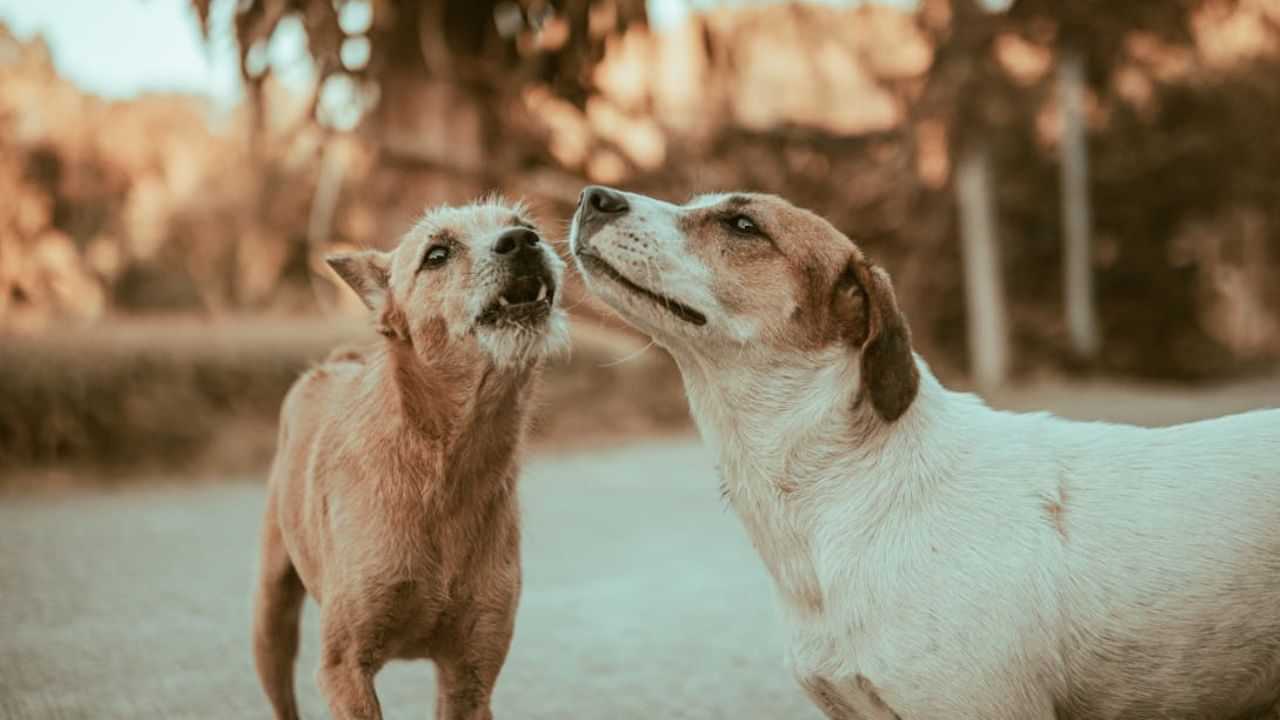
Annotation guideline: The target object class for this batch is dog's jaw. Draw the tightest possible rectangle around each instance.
[467,248,568,370]
[474,307,570,370]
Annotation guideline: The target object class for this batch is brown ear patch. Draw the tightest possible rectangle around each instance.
[852,261,919,422]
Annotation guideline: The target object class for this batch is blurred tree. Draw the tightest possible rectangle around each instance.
[1006,2,1213,361]
[188,0,647,315]
[193,0,647,177]
[1056,46,1096,359]
[915,0,1014,388]
[956,143,1010,390]
[914,0,1255,377]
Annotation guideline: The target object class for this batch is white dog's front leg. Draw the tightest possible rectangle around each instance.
[796,673,903,720]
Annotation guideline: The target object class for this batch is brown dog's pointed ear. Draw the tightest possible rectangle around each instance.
[836,260,919,422]
[327,250,406,340]
[327,250,391,311]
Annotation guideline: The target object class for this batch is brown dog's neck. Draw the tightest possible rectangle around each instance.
[369,337,536,498]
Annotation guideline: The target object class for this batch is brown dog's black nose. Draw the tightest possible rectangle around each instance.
[581,186,629,216]
[494,227,540,256]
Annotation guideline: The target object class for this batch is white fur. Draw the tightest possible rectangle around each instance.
[687,355,1280,719]
[469,240,569,370]
[476,309,570,370]
[571,189,1280,719]
[571,191,759,345]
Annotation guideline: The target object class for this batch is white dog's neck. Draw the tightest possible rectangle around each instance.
[672,346,946,484]
[671,346,953,614]
[675,348,853,460]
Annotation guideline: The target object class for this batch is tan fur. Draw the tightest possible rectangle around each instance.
[576,189,919,419]
[682,195,920,418]
[252,198,566,720]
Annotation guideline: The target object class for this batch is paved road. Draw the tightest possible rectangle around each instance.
[6,376,1280,720]
[0,442,821,720]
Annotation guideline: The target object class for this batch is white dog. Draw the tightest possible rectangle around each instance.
[569,186,1280,720]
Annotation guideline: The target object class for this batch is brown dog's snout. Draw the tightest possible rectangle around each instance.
[489,226,554,315]
[494,227,546,272]
[494,227,540,255]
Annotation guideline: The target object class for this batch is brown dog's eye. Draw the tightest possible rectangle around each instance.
[726,214,759,235]
[421,245,451,270]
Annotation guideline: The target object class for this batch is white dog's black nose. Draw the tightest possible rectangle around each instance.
[494,227,540,256]
[582,186,629,216]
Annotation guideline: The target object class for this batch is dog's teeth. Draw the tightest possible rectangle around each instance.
[536,283,547,302]
[498,296,510,307]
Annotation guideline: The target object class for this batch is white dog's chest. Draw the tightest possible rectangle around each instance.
[718,453,1064,720]
[784,535,1062,719]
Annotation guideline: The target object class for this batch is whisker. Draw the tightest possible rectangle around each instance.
[598,338,656,368]
[559,295,592,314]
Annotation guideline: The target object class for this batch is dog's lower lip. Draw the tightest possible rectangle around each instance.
[478,275,556,325]
[576,251,708,326]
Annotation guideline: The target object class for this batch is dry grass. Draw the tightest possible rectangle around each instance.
[4,314,1276,490]
[0,316,692,485]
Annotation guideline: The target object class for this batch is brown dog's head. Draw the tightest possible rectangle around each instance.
[569,187,917,421]
[327,197,568,368]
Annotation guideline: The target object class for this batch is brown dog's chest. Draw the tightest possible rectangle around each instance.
[382,499,522,653]
[330,529,521,664]
[379,571,520,661]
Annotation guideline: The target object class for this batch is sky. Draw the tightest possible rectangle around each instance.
[0,0,242,104]
[0,0,914,108]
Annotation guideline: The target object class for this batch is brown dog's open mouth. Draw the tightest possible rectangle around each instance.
[576,252,707,326]
[477,274,556,326]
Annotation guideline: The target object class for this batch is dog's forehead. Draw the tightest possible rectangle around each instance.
[687,192,821,228]
[685,192,737,209]
[684,191,777,211]
[687,192,855,262]
[406,197,532,250]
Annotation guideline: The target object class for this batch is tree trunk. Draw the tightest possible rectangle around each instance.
[1058,46,1100,358]
[956,144,1010,391]
[307,138,350,312]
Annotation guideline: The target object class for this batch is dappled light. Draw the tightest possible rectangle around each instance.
[0,0,1277,459]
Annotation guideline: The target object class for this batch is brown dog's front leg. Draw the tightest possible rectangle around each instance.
[317,654,382,720]
[434,657,500,720]
[433,605,516,720]
[317,615,384,720]
[800,675,862,720]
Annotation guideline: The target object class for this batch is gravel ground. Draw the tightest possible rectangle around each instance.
[0,442,820,720]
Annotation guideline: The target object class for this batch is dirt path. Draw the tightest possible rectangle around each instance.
[0,442,820,720]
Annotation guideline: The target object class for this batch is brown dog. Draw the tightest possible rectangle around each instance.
[252,197,567,720]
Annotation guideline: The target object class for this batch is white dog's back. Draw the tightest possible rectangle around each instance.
[1053,408,1280,717]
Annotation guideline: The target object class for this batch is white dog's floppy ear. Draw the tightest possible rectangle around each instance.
[835,260,919,422]
[327,250,391,310]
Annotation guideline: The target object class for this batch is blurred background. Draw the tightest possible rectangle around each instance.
[2,2,1280,716]
[2,0,1280,477]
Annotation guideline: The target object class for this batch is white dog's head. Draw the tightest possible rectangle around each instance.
[569,187,917,421]
[328,197,568,369]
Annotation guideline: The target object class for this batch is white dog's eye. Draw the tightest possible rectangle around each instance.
[422,245,451,269]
